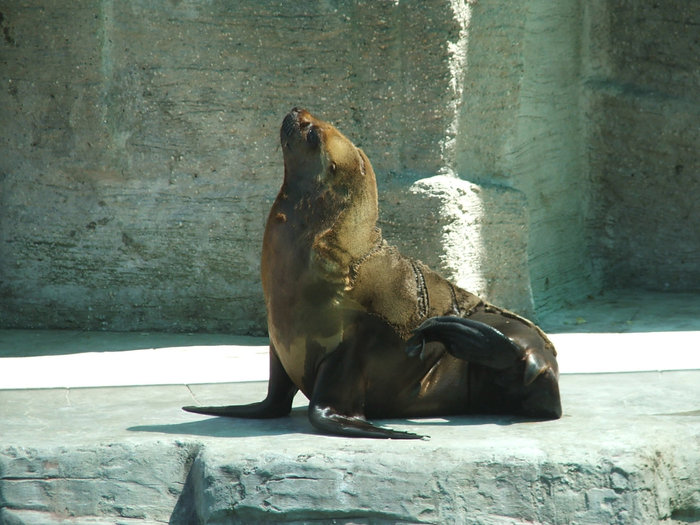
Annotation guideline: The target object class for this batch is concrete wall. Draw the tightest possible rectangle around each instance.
[0,1,467,333]
[585,1,700,292]
[0,1,697,333]
[453,0,593,315]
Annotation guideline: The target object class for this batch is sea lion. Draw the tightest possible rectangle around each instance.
[184,108,562,439]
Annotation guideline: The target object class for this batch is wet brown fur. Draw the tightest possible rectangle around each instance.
[184,108,561,438]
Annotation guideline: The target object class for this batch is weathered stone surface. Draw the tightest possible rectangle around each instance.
[0,0,470,333]
[0,444,197,523]
[0,1,698,332]
[1,370,699,524]
[454,0,595,315]
[0,509,163,525]
[170,442,700,525]
[585,1,700,291]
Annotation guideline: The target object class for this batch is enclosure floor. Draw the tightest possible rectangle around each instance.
[539,288,700,334]
[1,372,699,524]
[0,290,698,523]
[1,289,698,389]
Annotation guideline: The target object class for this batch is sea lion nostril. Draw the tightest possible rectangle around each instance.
[281,112,299,139]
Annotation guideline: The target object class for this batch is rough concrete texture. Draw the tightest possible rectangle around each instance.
[2,1,697,333]
[1,371,699,524]
[585,1,700,292]
[539,289,700,334]
[0,1,471,333]
[453,0,594,315]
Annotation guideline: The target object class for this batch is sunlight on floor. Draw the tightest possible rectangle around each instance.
[1,331,698,389]
[550,331,700,374]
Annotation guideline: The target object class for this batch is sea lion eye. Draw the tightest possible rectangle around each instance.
[329,161,337,173]
[306,127,320,148]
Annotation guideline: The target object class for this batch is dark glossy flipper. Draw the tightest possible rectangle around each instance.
[308,340,425,439]
[183,345,298,419]
[408,315,562,420]
[519,367,562,420]
[406,316,521,370]
[308,404,423,439]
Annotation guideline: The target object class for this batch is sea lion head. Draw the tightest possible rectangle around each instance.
[280,108,376,201]
[279,108,381,260]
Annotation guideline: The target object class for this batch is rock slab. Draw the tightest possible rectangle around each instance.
[1,372,698,524]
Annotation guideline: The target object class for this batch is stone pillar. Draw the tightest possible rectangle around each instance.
[381,176,534,317]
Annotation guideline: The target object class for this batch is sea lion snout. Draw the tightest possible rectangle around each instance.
[281,109,301,142]
[281,107,321,150]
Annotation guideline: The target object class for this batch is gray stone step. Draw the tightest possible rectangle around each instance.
[1,371,698,524]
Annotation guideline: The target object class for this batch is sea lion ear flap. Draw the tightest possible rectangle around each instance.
[356,148,369,176]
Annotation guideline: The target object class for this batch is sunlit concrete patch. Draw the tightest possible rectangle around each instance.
[1,329,698,390]
[0,343,269,389]
[551,331,700,374]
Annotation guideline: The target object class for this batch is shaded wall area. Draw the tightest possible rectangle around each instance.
[0,1,697,333]
[585,1,700,292]
[0,1,463,333]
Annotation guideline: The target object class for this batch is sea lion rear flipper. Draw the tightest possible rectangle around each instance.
[406,316,521,370]
[183,345,298,419]
[409,316,562,420]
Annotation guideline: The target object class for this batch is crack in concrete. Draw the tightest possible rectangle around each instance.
[0,476,165,487]
[64,388,72,407]
[185,385,199,405]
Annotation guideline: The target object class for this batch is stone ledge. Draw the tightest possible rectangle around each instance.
[1,372,698,524]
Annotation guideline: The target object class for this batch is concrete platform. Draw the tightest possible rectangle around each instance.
[1,291,699,523]
[1,327,699,390]
[1,372,699,524]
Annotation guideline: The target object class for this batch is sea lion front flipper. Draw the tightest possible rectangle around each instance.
[406,316,521,370]
[308,405,423,439]
[307,344,424,439]
[183,344,298,419]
